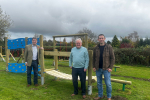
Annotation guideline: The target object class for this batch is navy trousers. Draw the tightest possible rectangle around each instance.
[72,67,86,95]
[27,60,38,85]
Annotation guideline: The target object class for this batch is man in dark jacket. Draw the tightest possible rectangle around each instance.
[93,34,115,100]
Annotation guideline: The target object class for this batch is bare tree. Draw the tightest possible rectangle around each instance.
[128,31,139,42]
[33,33,46,40]
[0,6,13,40]
[77,28,97,43]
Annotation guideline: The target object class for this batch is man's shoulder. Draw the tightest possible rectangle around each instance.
[37,45,40,48]
[105,44,112,48]
[25,44,31,47]
[71,47,76,50]
[93,44,99,50]
[81,46,87,50]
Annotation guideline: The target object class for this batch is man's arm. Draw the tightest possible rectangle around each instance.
[109,46,115,69]
[93,48,96,71]
[69,50,73,68]
[24,45,28,66]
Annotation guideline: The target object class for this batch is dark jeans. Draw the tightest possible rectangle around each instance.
[27,60,38,85]
[72,67,86,95]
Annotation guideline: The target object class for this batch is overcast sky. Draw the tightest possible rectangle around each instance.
[1,0,150,41]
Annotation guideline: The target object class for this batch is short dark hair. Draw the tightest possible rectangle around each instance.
[32,37,37,40]
[98,34,105,38]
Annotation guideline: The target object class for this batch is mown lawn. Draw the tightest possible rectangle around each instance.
[0,57,150,100]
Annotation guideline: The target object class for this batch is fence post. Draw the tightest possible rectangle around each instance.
[88,50,93,95]
[0,46,2,54]
[5,37,9,71]
[85,34,88,49]
[40,35,45,85]
[53,37,55,51]
[54,49,58,70]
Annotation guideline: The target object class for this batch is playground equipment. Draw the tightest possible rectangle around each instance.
[44,33,131,94]
[114,66,120,72]
[0,46,16,62]
[0,46,5,62]
[44,33,95,95]
[4,36,45,85]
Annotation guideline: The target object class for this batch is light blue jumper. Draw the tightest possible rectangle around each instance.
[69,46,89,69]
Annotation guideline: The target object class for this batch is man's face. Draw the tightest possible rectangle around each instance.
[98,35,105,44]
[32,39,37,45]
[76,40,82,49]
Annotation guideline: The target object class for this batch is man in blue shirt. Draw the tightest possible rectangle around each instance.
[69,38,89,99]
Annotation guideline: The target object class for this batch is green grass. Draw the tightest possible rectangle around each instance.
[0,58,150,100]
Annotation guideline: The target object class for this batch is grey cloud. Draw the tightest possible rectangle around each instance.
[1,0,150,39]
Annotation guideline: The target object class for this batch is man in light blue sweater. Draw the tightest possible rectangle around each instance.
[69,38,89,99]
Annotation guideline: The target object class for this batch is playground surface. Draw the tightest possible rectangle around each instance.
[0,58,150,100]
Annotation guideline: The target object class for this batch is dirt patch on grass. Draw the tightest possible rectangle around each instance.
[111,95,127,100]
[85,95,127,100]
[111,74,150,82]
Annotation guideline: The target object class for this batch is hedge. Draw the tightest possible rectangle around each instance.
[2,46,150,66]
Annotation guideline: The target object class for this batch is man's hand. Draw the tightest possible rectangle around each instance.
[93,68,96,72]
[107,68,112,72]
[70,66,72,69]
[25,63,28,66]
[40,47,44,49]
[84,69,87,72]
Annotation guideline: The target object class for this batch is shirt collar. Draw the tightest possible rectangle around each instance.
[32,44,37,47]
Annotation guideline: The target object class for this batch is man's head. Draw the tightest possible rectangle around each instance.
[32,37,37,46]
[75,38,82,49]
[98,34,106,45]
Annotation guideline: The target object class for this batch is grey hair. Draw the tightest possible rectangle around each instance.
[75,38,82,43]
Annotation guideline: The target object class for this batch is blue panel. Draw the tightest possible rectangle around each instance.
[27,38,32,45]
[7,38,40,49]
[8,63,26,73]
[8,63,41,76]
[7,38,25,49]
[27,38,40,45]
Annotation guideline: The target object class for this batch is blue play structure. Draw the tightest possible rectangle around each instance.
[7,38,41,75]
[7,38,40,49]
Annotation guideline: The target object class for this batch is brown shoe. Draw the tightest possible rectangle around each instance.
[71,94,76,96]
[27,84,30,87]
[35,84,38,87]
[83,95,86,99]
[107,98,111,100]
[94,97,103,100]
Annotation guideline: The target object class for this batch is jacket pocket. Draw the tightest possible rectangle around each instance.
[105,51,109,56]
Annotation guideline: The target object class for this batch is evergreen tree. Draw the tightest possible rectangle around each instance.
[111,35,120,48]
[107,40,111,45]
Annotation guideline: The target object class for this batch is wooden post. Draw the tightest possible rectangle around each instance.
[0,46,2,54]
[25,37,28,70]
[40,49,45,85]
[22,49,24,63]
[85,34,88,49]
[40,35,43,47]
[5,37,9,71]
[53,37,55,51]
[40,35,45,85]
[54,49,58,70]
[8,49,10,60]
[25,37,28,46]
[88,50,93,95]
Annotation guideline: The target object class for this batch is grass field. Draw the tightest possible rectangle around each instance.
[0,57,150,100]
